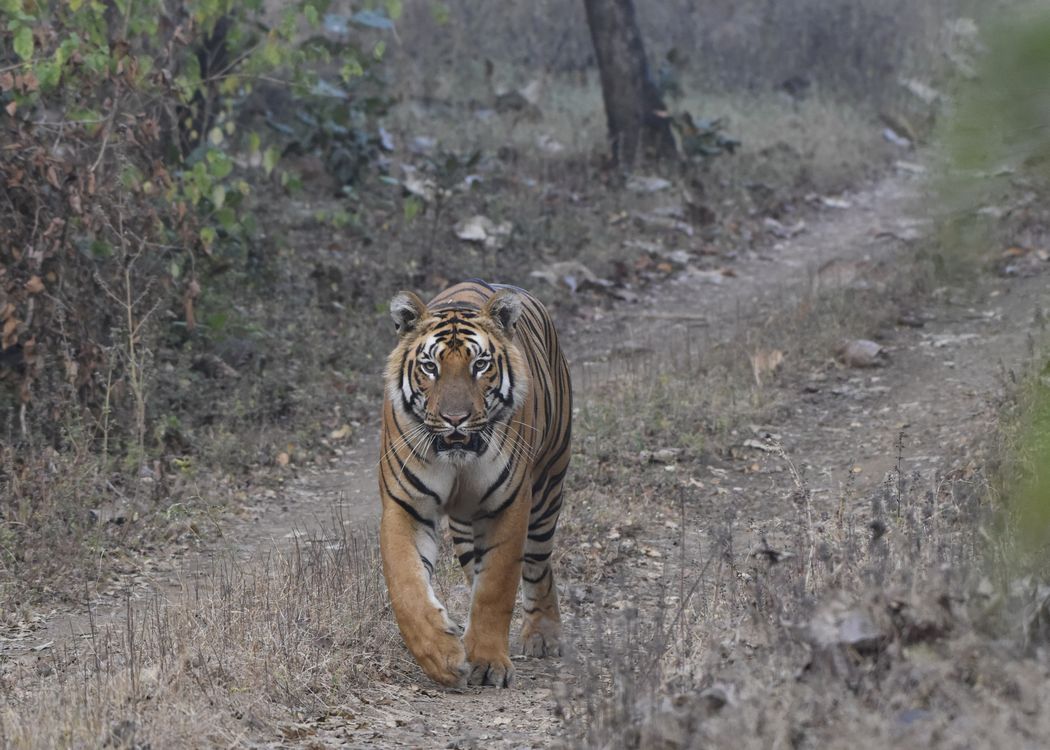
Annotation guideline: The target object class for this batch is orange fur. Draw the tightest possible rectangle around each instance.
[378,280,572,687]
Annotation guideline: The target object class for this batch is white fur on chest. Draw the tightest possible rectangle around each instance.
[416,449,508,518]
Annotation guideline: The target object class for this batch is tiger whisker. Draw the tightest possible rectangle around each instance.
[490,419,536,465]
[379,423,433,468]
[374,423,430,468]
[395,425,434,486]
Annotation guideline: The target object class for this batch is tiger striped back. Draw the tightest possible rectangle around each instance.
[378,279,571,688]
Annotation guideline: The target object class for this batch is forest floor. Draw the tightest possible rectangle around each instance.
[4,136,1050,747]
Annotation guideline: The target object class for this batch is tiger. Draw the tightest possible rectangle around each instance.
[378,279,572,688]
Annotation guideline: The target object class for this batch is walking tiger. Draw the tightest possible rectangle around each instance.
[378,280,572,687]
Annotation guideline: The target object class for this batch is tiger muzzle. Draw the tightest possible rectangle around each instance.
[434,430,484,454]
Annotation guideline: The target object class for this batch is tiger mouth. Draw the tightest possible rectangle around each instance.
[434,431,484,454]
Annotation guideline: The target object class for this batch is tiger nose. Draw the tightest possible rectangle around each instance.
[441,411,470,428]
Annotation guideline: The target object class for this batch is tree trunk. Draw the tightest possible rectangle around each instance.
[583,0,677,165]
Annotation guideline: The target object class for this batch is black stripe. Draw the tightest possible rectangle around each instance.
[462,278,496,292]
[532,428,571,495]
[457,550,475,568]
[527,525,557,543]
[531,495,563,525]
[479,460,513,504]
[478,476,525,520]
[402,463,442,504]
[537,465,570,507]
[522,566,550,584]
[387,491,434,529]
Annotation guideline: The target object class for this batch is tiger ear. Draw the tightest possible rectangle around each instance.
[390,291,428,337]
[483,289,523,335]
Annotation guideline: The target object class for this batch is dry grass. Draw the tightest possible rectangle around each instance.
[550,219,1050,747]
[559,335,1049,748]
[574,264,921,466]
[387,75,891,194]
[555,448,1018,749]
[0,516,403,748]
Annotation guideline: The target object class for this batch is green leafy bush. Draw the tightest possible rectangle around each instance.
[0,0,395,602]
[0,0,390,450]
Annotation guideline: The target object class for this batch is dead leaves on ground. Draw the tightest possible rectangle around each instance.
[453,214,513,250]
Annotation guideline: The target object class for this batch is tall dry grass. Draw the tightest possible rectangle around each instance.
[0,516,400,748]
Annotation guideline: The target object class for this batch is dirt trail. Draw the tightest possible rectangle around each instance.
[9,166,1049,748]
[275,168,1050,748]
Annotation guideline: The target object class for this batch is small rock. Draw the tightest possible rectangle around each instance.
[883,127,912,148]
[626,175,672,193]
[698,682,734,712]
[837,339,886,368]
[807,597,888,655]
[639,448,681,464]
[763,217,807,238]
[409,135,436,155]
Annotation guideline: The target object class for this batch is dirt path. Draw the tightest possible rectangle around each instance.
[275,168,1049,748]
[7,166,1049,748]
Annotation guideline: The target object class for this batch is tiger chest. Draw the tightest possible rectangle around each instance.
[438,453,518,520]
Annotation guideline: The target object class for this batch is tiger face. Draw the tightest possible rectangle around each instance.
[386,289,528,461]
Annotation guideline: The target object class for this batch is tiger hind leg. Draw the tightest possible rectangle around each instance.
[520,483,564,658]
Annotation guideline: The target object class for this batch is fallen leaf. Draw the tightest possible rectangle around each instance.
[2,317,21,349]
[276,452,291,467]
[454,215,513,250]
[634,212,694,237]
[894,160,926,175]
[529,261,612,293]
[329,424,352,440]
[626,175,672,193]
[401,166,436,203]
[25,276,45,294]
[378,126,395,152]
[535,133,565,154]
[820,196,852,209]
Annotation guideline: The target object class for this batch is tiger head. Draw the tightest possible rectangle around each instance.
[385,289,529,459]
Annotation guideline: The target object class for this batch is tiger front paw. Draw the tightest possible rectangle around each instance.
[464,634,515,688]
[408,627,469,688]
[467,652,515,688]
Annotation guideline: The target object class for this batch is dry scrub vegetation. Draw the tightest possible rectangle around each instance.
[3,0,1050,748]
[1,521,402,746]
